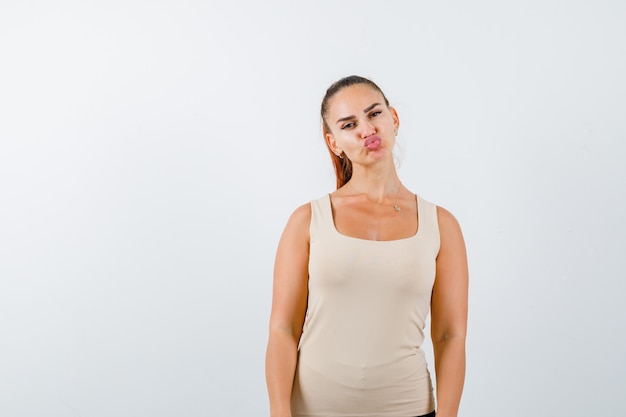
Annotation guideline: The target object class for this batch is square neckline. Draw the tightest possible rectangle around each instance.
[325,193,421,243]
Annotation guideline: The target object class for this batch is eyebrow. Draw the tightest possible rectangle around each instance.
[335,102,382,124]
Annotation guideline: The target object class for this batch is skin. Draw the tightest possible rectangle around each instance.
[265,84,468,417]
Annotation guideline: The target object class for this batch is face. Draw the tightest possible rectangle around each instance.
[324,84,399,164]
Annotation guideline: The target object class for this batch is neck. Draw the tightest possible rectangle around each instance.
[347,165,401,202]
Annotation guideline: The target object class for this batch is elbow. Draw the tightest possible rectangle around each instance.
[268,323,302,344]
[432,330,466,346]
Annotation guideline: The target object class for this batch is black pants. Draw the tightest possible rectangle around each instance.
[416,411,435,417]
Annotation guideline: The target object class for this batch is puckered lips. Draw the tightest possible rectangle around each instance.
[364,135,382,150]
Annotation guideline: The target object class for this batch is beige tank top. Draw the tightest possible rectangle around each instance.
[291,193,440,417]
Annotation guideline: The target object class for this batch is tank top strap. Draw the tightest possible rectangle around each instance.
[416,195,441,253]
[309,194,335,244]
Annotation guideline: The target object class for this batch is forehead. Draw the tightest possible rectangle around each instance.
[327,84,385,116]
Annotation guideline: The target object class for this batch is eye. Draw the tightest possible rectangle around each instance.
[370,111,381,118]
[341,122,355,130]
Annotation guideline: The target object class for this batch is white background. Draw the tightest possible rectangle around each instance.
[1,1,625,416]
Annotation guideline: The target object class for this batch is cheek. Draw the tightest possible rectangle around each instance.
[338,135,360,151]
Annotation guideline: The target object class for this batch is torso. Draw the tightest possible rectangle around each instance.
[291,193,440,416]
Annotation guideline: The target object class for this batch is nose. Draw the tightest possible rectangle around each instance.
[360,119,376,138]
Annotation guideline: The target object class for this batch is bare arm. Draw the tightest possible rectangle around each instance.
[431,206,469,417]
[265,204,311,417]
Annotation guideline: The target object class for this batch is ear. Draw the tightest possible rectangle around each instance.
[389,106,400,132]
[323,124,342,156]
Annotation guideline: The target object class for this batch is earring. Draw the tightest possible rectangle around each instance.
[337,152,343,159]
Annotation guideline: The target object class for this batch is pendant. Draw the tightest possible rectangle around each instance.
[393,204,401,212]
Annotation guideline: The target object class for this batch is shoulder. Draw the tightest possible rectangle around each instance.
[436,205,462,233]
[288,202,312,227]
[435,205,466,258]
[280,202,312,243]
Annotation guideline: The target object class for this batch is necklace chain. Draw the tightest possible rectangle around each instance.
[347,181,402,212]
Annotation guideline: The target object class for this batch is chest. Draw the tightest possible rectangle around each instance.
[331,197,419,241]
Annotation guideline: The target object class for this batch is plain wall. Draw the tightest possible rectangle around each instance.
[1,0,625,415]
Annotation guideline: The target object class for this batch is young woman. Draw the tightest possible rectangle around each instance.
[266,75,468,417]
